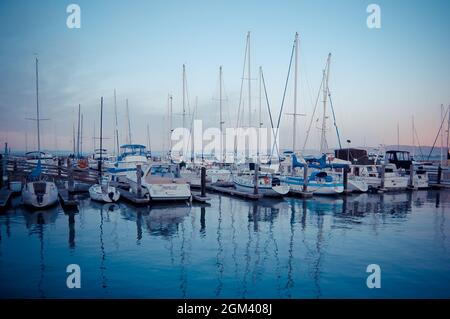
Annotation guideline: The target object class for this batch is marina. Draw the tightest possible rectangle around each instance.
[1,0,450,303]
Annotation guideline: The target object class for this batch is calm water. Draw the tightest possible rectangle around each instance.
[0,190,449,299]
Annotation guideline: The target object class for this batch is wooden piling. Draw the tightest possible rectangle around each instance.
[302,164,308,192]
[136,164,142,197]
[343,166,348,192]
[408,163,414,189]
[201,166,206,197]
[380,164,386,191]
[437,164,442,185]
[58,158,62,176]
[253,163,259,195]
[68,165,75,193]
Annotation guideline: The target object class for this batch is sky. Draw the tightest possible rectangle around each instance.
[0,0,449,153]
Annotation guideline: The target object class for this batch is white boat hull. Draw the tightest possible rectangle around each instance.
[347,179,369,193]
[148,183,192,201]
[89,184,120,203]
[234,182,289,196]
[364,176,409,191]
[22,181,58,208]
[281,176,344,195]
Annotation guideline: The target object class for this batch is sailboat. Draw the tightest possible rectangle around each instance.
[89,97,120,203]
[279,48,344,195]
[229,33,289,197]
[22,58,59,208]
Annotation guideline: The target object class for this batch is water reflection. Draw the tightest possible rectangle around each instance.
[0,189,449,298]
[120,204,191,239]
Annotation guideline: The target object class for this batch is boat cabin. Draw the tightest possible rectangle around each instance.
[385,150,412,170]
[334,148,373,165]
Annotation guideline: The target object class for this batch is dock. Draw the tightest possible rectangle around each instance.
[206,185,263,200]
[56,182,79,207]
[58,188,79,208]
[0,187,12,209]
[117,188,150,205]
[191,191,211,203]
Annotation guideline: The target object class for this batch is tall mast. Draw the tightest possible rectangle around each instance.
[441,104,444,165]
[219,65,223,161]
[146,124,151,153]
[169,95,173,152]
[447,106,450,162]
[192,96,198,162]
[80,113,83,157]
[35,58,41,157]
[258,66,262,161]
[114,89,120,155]
[320,53,331,154]
[93,121,96,152]
[99,97,103,175]
[412,116,415,158]
[397,122,400,151]
[126,99,132,144]
[293,32,299,153]
[77,104,81,157]
[247,32,251,128]
[182,64,186,131]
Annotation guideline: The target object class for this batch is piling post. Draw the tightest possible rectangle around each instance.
[58,158,62,177]
[68,165,74,193]
[253,163,259,195]
[343,166,348,192]
[136,164,142,197]
[0,154,3,189]
[409,163,414,189]
[201,166,206,197]
[380,164,386,190]
[437,164,442,185]
[302,164,308,192]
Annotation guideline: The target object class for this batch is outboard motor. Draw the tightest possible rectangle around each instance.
[108,192,115,201]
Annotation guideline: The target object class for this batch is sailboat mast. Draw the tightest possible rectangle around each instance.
[320,53,331,154]
[146,124,151,153]
[219,65,223,161]
[441,104,444,165]
[80,114,83,157]
[258,66,262,161]
[293,32,299,153]
[126,99,132,145]
[77,104,81,158]
[169,95,173,152]
[93,121,96,152]
[412,116,415,157]
[397,122,400,151]
[114,89,120,155]
[447,106,450,163]
[182,64,186,130]
[247,32,251,128]
[35,58,41,157]
[99,97,103,175]
[72,122,75,155]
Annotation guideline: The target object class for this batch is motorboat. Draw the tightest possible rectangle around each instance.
[127,163,191,201]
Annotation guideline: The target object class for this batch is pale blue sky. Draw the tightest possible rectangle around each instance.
[0,0,449,152]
